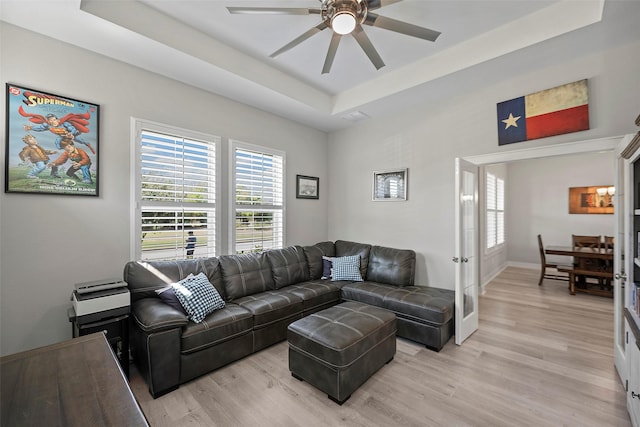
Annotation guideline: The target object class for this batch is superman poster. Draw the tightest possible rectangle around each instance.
[5,84,99,196]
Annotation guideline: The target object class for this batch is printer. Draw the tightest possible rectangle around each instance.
[71,278,130,323]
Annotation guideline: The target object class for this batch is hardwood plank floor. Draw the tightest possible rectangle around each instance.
[129,267,631,426]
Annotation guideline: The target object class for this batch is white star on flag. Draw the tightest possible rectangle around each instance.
[502,113,521,129]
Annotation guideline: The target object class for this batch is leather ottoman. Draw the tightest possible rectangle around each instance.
[287,301,396,404]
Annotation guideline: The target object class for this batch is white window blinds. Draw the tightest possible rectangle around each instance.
[137,128,218,261]
[233,143,284,254]
[486,172,505,250]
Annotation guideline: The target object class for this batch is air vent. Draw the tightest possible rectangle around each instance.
[341,111,370,122]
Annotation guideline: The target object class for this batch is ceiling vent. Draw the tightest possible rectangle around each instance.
[341,111,370,122]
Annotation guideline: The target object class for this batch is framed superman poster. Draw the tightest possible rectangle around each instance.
[5,83,99,196]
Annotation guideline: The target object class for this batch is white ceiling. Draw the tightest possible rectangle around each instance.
[2,0,637,132]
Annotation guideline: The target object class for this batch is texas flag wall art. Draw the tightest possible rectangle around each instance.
[497,79,589,146]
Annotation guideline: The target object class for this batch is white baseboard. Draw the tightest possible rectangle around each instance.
[480,265,507,293]
[506,261,539,270]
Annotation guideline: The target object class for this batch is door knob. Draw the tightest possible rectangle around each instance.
[452,257,459,263]
[614,273,627,280]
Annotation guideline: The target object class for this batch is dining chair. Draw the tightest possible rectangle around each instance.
[602,235,615,250]
[572,234,601,248]
[602,236,615,285]
[537,234,572,286]
[572,234,606,286]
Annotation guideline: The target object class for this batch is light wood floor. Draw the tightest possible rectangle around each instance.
[129,267,631,426]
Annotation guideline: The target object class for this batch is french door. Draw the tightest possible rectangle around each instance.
[614,133,636,382]
[454,158,479,344]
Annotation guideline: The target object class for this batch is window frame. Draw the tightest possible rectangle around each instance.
[485,171,505,252]
[131,118,221,260]
[229,139,286,254]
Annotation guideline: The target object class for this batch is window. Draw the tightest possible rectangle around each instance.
[486,172,505,250]
[133,120,219,261]
[232,141,284,254]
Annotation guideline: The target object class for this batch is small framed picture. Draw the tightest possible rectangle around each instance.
[296,175,319,199]
[373,168,407,201]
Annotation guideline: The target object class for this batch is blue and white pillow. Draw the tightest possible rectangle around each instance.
[171,272,225,323]
[331,255,363,282]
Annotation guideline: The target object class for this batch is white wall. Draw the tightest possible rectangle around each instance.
[506,152,615,265]
[2,11,639,356]
[327,37,640,287]
[0,24,329,356]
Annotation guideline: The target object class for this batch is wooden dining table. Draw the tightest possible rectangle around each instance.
[545,245,613,260]
[544,245,614,297]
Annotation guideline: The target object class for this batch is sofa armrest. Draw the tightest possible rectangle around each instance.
[132,298,189,333]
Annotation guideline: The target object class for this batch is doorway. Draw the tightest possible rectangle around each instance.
[455,135,620,343]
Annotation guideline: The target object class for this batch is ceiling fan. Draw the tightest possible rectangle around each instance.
[227,0,441,74]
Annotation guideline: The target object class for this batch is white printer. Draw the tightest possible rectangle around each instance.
[71,278,130,323]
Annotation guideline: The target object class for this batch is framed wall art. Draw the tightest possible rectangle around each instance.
[568,185,614,214]
[296,174,319,199]
[497,79,589,146]
[5,83,99,196]
[373,168,407,201]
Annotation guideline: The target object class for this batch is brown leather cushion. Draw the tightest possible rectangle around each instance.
[382,286,454,325]
[335,240,371,280]
[234,290,303,328]
[219,252,275,300]
[124,257,224,302]
[284,280,341,312]
[287,301,396,367]
[303,242,336,280]
[367,245,416,286]
[265,246,310,289]
[181,304,253,354]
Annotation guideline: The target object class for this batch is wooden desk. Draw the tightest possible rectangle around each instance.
[1,333,148,427]
[545,245,613,297]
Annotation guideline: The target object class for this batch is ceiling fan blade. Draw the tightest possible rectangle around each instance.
[352,25,385,70]
[364,13,441,41]
[322,32,342,74]
[227,7,321,15]
[367,0,404,11]
[270,22,329,58]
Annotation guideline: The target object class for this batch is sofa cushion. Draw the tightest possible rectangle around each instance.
[124,257,225,302]
[335,240,371,280]
[332,255,363,282]
[303,241,336,280]
[172,273,226,323]
[341,281,394,307]
[284,280,341,312]
[234,290,303,328]
[219,252,275,301]
[180,303,253,354]
[265,245,310,289]
[382,286,454,325]
[367,245,416,286]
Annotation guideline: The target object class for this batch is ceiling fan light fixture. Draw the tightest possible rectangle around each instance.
[331,11,356,34]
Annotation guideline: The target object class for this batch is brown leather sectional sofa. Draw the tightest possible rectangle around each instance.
[123,240,454,398]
